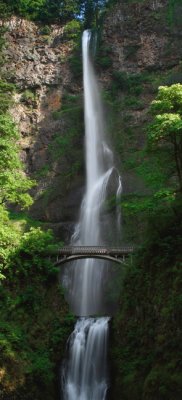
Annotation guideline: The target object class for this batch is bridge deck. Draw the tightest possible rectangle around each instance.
[58,246,134,256]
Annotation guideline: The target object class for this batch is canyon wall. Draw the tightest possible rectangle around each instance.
[1,0,182,242]
[1,17,84,239]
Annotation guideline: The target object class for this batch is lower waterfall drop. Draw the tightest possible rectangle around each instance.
[62,30,122,400]
[62,318,109,400]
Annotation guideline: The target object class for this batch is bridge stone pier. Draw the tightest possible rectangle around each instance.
[50,246,134,266]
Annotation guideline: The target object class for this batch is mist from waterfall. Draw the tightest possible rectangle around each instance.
[62,30,122,400]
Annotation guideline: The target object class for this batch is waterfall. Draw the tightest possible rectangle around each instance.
[62,318,109,400]
[62,30,122,400]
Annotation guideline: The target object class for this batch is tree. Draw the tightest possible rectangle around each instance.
[148,84,182,191]
[0,0,45,19]
[0,0,107,25]
[0,0,80,22]
[121,85,182,222]
[82,0,107,28]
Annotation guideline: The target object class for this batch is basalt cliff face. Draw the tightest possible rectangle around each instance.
[100,0,182,242]
[1,17,84,239]
[1,0,182,241]
[103,0,181,73]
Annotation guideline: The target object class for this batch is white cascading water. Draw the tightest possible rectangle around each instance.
[62,317,109,400]
[62,30,122,400]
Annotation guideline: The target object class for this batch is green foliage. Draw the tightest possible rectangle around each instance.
[165,71,182,86]
[111,200,182,400]
[123,95,144,109]
[0,2,121,397]
[40,0,77,23]
[68,41,83,79]
[136,149,174,190]
[149,112,182,140]
[0,77,72,390]
[0,205,21,279]
[150,84,182,114]
[49,133,72,160]
[116,84,182,229]
[111,71,143,96]
[21,89,36,105]
[109,77,182,400]
[0,113,35,207]
[0,36,54,380]
[39,24,51,35]
[36,164,51,178]
[0,0,44,19]
[0,22,37,289]
[0,206,73,397]
[35,92,83,193]
[0,26,35,209]
[0,80,15,113]
[148,84,182,190]
[0,0,99,24]
[0,210,57,281]
[166,0,182,28]
[64,19,82,40]
[0,0,108,28]
[49,93,83,164]
[0,269,73,398]
[80,0,107,29]
[0,1,12,18]
[82,0,99,29]
[69,53,83,78]
[10,227,60,281]
[96,45,112,70]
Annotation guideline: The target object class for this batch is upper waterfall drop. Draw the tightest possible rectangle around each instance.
[62,29,122,317]
[82,30,106,197]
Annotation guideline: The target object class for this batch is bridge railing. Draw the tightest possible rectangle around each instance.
[57,246,134,256]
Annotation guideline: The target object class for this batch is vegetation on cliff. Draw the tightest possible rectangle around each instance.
[103,2,182,396]
[0,0,110,25]
[0,0,181,399]
[0,26,73,399]
[111,208,182,399]
[110,84,182,399]
[148,84,182,191]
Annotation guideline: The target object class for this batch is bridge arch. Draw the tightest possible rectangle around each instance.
[52,246,134,266]
[55,254,125,266]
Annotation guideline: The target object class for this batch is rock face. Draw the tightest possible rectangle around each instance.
[1,17,74,87]
[103,0,182,73]
[100,0,182,171]
[0,17,84,239]
[0,0,181,241]
[99,0,182,243]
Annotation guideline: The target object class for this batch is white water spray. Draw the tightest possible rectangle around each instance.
[62,318,109,400]
[62,30,122,400]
